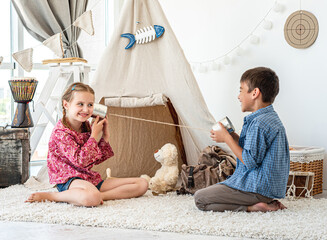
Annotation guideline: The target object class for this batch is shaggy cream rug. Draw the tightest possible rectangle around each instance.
[0,185,326,240]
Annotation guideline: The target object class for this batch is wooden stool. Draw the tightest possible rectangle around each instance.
[289,146,324,195]
[286,171,314,200]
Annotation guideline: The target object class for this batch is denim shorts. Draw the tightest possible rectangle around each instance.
[56,177,104,192]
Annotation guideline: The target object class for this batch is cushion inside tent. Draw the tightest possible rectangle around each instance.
[92,94,187,178]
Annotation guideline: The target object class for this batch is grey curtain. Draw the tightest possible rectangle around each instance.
[11,0,88,58]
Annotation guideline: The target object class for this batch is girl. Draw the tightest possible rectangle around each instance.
[26,83,148,206]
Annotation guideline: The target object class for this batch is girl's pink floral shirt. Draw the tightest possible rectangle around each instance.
[47,120,114,186]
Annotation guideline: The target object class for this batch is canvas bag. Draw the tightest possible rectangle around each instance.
[178,146,236,194]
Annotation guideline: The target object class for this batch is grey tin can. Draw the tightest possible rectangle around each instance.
[212,116,235,133]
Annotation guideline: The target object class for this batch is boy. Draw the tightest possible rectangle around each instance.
[194,67,290,212]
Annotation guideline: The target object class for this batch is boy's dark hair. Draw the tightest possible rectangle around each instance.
[240,67,279,103]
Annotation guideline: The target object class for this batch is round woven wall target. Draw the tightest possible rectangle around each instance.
[284,10,319,49]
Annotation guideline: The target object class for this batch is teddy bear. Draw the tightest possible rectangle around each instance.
[141,143,179,195]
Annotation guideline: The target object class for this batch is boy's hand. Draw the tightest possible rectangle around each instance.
[210,122,230,142]
[211,123,244,164]
[102,117,110,143]
[91,116,105,142]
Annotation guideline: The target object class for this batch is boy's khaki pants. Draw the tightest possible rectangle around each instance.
[194,184,273,212]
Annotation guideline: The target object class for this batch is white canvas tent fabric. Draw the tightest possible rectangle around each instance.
[91,0,231,167]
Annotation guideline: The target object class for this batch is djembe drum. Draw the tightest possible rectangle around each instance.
[8,77,38,128]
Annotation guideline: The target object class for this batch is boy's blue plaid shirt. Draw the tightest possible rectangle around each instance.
[222,105,290,199]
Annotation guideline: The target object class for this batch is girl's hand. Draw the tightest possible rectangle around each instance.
[91,116,105,142]
[210,122,230,143]
[102,117,110,143]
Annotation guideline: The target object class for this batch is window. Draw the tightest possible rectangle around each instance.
[0,71,11,124]
[0,1,13,125]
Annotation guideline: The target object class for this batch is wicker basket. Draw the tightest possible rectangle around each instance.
[290,146,325,195]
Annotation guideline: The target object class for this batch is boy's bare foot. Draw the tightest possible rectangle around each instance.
[271,200,287,210]
[247,202,280,212]
[25,192,54,203]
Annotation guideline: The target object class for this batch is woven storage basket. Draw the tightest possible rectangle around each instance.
[290,146,325,195]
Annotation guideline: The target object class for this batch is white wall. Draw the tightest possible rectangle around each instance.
[159,0,327,189]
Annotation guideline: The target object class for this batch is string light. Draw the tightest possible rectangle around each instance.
[263,20,273,30]
[235,47,244,56]
[210,62,221,71]
[273,3,284,13]
[223,56,231,65]
[190,1,283,72]
[198,64,208,73]
[250,35,260,45]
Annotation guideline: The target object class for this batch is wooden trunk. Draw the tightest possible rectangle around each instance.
[0,128,30,187]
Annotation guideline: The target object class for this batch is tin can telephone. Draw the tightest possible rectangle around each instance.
[92,103,108,119]
[212,116,235,133]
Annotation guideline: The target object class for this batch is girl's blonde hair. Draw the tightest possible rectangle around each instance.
[61,82,95,132]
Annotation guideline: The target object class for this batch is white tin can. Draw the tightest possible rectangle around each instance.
[92,103,108,119]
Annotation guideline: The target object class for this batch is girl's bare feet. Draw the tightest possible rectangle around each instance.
[25,192,54,203]
[25,192,104,206]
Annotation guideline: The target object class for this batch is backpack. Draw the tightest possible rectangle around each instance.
[178,146,236,195]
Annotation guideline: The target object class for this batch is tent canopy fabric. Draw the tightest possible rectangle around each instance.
[91,0,232,176]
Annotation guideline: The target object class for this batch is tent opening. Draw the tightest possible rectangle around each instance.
[92,95,187,178]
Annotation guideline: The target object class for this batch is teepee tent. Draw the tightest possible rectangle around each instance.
[91,0,231,178]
